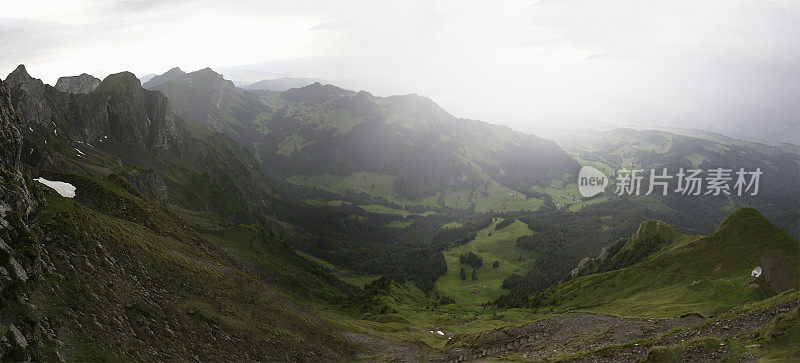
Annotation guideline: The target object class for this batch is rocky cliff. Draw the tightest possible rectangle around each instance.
[0,79,45,360]
[94,72,180,151]
[54,73,101,94]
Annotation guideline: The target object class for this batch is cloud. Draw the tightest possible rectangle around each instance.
[1,0,798,143]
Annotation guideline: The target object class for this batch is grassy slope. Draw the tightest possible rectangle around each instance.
[321,277,555,354]
[288,171,439,207]
[436,218,537,308]
[470,181,544,213]
[290,172,545,214]
[530,208,799,318]
[29,173,358,360]
[295,250,382,287]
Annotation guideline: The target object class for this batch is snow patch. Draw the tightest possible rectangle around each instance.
[437,330,444,336]
[74,148,85,156]
[35,177,76,198]
[751,266,762,278]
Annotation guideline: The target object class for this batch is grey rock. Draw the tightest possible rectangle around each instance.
[8,324,27,349]
[8,256,28,282]
[55,73,101,94]
[121,168,168,202]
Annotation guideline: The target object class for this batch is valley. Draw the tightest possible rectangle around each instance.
[0,65,797,361]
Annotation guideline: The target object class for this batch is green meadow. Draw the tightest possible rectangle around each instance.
[435,218,537,308]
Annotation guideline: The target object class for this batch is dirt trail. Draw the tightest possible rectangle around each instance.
[435,297,799,362]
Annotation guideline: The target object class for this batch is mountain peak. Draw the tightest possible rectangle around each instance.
[5,64,41,88]
[715,207,776,237]
[96,71,142,93]
[55,73,101,94]
[190,67,224,79]
[11,64,29,76]
[142,67,187,89]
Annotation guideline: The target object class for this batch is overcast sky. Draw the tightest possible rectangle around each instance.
[1,0,798,144]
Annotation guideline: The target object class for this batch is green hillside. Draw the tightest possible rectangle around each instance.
[26,172,359,360]
[502,208,799,318]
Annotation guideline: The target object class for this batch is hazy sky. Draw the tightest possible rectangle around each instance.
[1,0,798,144]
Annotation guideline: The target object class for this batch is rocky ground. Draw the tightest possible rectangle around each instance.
[435,296,799,362]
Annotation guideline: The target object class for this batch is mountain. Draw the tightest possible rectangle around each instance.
[0,65,465,299]
[151,69,578,204]
[243,77,327,92]
[150,67,266,133]
[0,70,368,360]
[4,65,179,159]
[54,73,101,94]
[3,65,276,226]
[138,73,157,84]
[555,127,800,239]
[498,207,799,317]
[142,67,186,89]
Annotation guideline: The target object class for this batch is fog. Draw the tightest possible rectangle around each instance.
[1,0,798,144]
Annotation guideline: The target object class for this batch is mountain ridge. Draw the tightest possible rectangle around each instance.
[243,77,327,92]
[142,67,186,89]
[147,67,578,202]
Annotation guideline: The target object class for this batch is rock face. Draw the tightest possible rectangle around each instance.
[142,67,185,89]
[0,79,41,360]
[5,66,181,154]
[0,79,35,222]
[95,72,180,151]
[54,73,101,94]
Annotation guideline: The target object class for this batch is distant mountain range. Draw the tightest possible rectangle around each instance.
[147,66,578,202]
[242,77,327,92]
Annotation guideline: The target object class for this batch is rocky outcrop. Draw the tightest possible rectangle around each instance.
[571,220,676,278]
[120,168,168,203]
[55,73,101,94]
